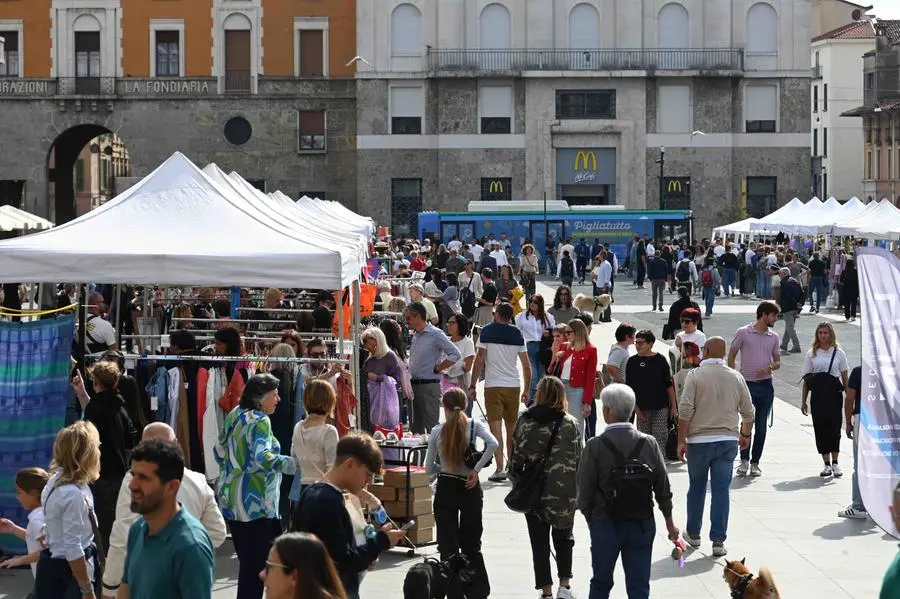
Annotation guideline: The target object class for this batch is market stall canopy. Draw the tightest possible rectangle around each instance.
[712,217,761,236]
[750,198,808,234]
[838,197,866,220]
[0,205,53,231]
[0,152,361,288]
[279,191,371,243]
[805,196,845,234]
[297,195,374,237]
[833,199,900,240]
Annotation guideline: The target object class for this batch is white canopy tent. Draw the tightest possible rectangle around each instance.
[750,197,809,234]
[833,199,900,240]
[0,205,53,232]
[804,196,845,234]
[297,195,374,237]
[268,190,371,245]
[838,197,867,220]
[712,217,761,236]
[0,153,361,288]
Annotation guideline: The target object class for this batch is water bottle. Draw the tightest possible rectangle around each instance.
[370,505,388,525]
[364,524,378,540]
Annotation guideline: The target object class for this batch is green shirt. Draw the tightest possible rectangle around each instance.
[882,549,900,599]
[122,508,214,599]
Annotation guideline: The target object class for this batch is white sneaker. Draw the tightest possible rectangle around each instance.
[838,506,868,519]
[712,541,727,557]
[820,464,833,477]
[683,532,701,548]
[736,460,749,477]
[556,587,577,599]
[749,463,762,477]
[831,463,843,477]
[488,468,508,482]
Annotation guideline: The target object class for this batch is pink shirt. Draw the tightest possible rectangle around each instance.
[730,324,780,382]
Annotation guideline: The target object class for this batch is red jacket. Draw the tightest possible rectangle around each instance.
[559,342,598,403]
[410,258,427,271]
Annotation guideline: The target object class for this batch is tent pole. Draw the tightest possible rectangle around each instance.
[337,288,345,359]
[114,284,122,351]
[77,284,87,375]
[351,279,361,426]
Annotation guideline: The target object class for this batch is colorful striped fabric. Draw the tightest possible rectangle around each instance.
[0,315,74,553]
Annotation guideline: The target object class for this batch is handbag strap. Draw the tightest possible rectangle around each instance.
[86,496,107,570]
[543,415,564,459]
[826,347,837,376]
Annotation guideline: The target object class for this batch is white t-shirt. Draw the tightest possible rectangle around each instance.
[592,262,613,288]
[646,243,656,257]
[447,240,463,251]
[490,249,509,267]
[85,314,116,348]
[26,507,45,577]
[291,421,339,485]
[445,336,476,382]
[470,244,484,262]
[713,245,726,258]
[802,347,849,378]
[676,330,707,359]
[745,249,756,265]
[476,324,526,389]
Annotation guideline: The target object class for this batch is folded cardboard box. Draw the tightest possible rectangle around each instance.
[397,486,432,503]
[369,484,397,502]
[406,527,434,545]
[383,466,429,489]
[384,498,433,518]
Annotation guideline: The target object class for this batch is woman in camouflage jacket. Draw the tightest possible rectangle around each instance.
[508,376,583,599]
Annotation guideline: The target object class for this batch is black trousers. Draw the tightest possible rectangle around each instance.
[34,547,98,599]
[524,512,574,590]
[843,291,858,319]
[433,475,490,597]
[811,389,843,455]
[229,518,282,599]
[91,476,122,552]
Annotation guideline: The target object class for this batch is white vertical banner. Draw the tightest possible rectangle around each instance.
[856,247,900,540]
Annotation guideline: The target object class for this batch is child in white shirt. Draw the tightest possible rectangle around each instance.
[0,467,51,578]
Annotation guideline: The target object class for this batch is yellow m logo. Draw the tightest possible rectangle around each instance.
[667,179,683,193]
[574,151,598,172]
[489,180,504,193]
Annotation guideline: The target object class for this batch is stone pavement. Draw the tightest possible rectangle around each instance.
[1,277,896,599]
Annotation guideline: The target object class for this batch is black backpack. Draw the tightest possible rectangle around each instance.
[676,260,690,282]
[600,436,655,521]
[561,258,574,277]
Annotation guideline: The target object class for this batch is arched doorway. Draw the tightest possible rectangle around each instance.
[47,125,131,224]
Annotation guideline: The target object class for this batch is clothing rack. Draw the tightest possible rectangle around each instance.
[234,306,315,314]
[115,354,350,365]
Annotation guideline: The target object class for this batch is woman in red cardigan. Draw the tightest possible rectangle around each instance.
[554,318,598,440]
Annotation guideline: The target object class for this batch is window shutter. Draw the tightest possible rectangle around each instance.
[298,30,324,76]
[479,86,512,118]
[298,110,325,135]
[390,87,423,118]
[658,85,690,133]
[745,85,777,121]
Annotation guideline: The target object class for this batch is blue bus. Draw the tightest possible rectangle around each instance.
[418,202,693,262]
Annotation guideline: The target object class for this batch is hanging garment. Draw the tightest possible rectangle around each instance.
[167,367,181,431]
[196,367,208,441]
[368,376,400,431]
[359,284,377,318]
[203,368,226,482]
[146,366,169,422]
[218,368,248,413]
[332,289,352,339]
[174,367,192,468]
[335,376,358,438]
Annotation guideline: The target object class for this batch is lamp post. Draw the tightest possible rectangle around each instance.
[656,146,665,210]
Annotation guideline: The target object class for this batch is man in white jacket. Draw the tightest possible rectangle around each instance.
[101,422,227,597]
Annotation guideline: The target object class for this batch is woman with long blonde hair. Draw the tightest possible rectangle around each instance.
[35,421,102,599]
[508,376,582,598]
[424,388,498,595]
[801,322,849,477]
[553,319,598,440]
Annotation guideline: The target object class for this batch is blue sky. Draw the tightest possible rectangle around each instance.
[871,1,900,19]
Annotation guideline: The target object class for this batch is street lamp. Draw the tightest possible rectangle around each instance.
[656,146,665,210]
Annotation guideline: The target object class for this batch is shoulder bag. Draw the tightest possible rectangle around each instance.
[460,275,477,318]
[463,418,493,470]
[802,348,844,395]
[504,415,564,513]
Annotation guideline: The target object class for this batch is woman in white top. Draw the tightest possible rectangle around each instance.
[801,323,850,478]
[517,244,540,301]
[289,380,339,499]
[442,313,476,414]
[674,307,706,367]
[515,295,556,400]
[458,260,483,299]
[35,421,101,599]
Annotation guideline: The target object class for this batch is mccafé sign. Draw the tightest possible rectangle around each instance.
[556,148,616,186]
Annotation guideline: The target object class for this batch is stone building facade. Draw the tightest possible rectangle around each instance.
[0,0,357,224]
[355,0,813,238]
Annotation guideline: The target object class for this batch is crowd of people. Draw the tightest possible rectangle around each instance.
[1,231,898,599]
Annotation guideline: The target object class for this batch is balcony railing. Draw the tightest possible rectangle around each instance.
[811,65,822,79]
[224,69,252,94]
[427,48,744,73]
[56,77,117,96]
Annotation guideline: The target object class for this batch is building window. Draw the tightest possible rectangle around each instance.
[391,178,423,237]
[658,3,689,49]
[298,110,326,151]
[154,31,180,76]
[75,31,101,75]
[556,90,616,119]
[823,127,828,158]
[390,86,424,134]
[480,177,512,201]
[746,177,776,218]
[657,85,691,133]
[0,31,19,76]
[224,13,253,94]
[745,84,777,132]
[569,3,600,49]
[74,159,85,192]
[867,151,872,179]
[390,4,421,56]
[479,3,511,50]
[298,30,324,76]
[299,191,326,201]
[889,149,893,179]
[877,148,881,179]
[823,83,828,112]
[746,2,777,54]
[813,85,818,113]
[823,173,827,197]
[865,117,872,144]
[813,129,818,156]
[479,85,513,134]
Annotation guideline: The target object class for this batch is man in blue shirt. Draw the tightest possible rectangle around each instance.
[575,239,591,284]
[119,439,214,599]
[404,302,461,433]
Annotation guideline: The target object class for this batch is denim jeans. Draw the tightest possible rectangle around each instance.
[545,256,556,276]
[724,267,737,296]
[702,287,715,316]
[757,270,770,299]
[740,379,774,464]
[526,341,542,397]
[588,518,655,599]
[809,276,828,311]
[686,440,738,542]
[852,414,865,510]
[525,512,574,590]
[565,384,585,440]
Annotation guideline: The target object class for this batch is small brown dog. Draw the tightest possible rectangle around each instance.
[723,559,781,599]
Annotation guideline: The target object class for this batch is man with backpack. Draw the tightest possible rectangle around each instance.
[577,383,681,599]
[575,239,591,284]
[557,250,576,288]
[674,251,697,295]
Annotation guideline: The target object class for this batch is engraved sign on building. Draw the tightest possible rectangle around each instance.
[118,79,215,97]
